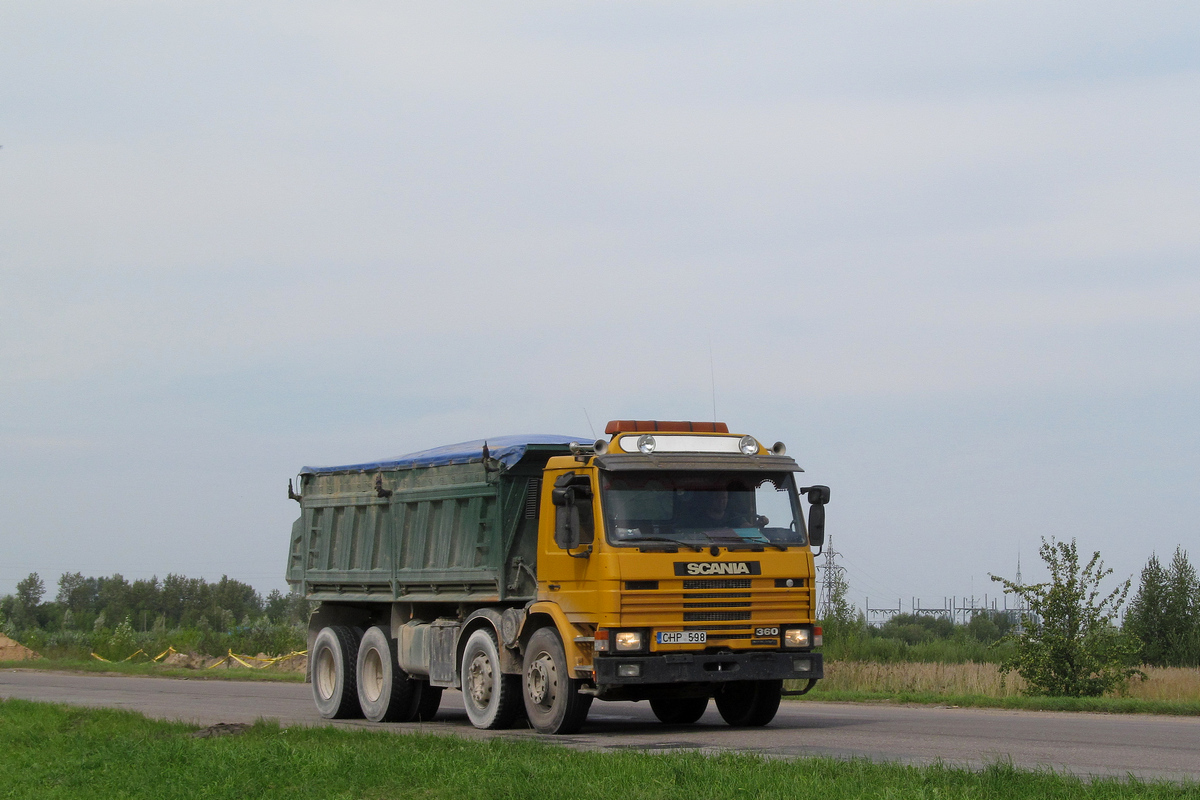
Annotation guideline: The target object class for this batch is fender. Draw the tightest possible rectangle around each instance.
[459,607,523,674]
[520,601,595,681]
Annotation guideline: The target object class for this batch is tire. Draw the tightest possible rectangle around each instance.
[715,679,782,727]
[650,695,709,724]
[408,680,443,722]
[522,627,593,735]
[311,625,364,719]
[356,626,416,723]
[460,628,521,729]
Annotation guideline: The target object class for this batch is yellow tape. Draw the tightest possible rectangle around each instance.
[90,647,303,669]
[152,646,178,663]
[227,650,256,669]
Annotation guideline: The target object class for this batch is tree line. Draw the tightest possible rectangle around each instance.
[1,572,309,660]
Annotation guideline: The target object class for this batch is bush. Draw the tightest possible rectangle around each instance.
[992,537,1142,697]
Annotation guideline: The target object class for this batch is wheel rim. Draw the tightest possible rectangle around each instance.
[362,647,384,703]
[527,650,557,710]
[467,652,493,707]
[316,648,336,701]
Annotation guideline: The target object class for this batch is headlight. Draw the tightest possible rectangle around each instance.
[614,630,644,651]
[784,627,811,649]
[739,435,758,455]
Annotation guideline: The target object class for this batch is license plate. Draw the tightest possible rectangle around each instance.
[656,631,706,644]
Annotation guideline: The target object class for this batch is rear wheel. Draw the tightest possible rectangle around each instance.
[715,679,782,727]
[461,628,521,729]
[356,626,415,722]
[311,625,364,719]
[522,627,593,734]
[650,695,709,724]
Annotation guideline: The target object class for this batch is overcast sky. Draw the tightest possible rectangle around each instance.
[3,2,1198,616]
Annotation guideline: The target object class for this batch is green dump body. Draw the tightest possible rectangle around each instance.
[285,440,578,605]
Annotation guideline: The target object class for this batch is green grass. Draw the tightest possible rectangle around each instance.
[791,687,1200,716]
[1,698,1194,799]
[0,658,305,682]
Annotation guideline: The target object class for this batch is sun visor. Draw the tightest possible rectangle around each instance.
[593,453,803,472]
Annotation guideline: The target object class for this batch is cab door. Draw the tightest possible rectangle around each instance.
[537,467,610,624]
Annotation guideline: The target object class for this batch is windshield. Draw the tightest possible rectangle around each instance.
[600,471,807,550]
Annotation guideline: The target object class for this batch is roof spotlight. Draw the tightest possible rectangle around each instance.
[637,434,656,454]
[739,435,759,455]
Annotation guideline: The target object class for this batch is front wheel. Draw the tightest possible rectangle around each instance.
[311,625,364,719]
[522,627,592,734]
[650,695,709,724]
[461,628,521,729]
[715,679,782,727]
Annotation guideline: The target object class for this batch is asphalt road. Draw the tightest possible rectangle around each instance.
[4,669,1199,783]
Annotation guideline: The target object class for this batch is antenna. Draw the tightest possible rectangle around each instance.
[708,337,717,423]
[583,408,595,439]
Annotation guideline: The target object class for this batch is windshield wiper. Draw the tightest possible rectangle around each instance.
[630,536,704,552]
[705,533,788,552]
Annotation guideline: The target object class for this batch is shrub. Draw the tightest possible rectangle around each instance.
[991,537,1142,697]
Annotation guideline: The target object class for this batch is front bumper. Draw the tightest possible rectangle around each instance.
[593,651,823,685]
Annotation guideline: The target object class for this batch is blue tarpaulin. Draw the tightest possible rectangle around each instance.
[300,434,587,475]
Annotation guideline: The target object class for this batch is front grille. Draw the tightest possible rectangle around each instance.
[684,611,751,622]
[684,579,752,590]
[684,624,747,631]
[619,576,809,633]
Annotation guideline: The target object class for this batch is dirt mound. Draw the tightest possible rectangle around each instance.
[162,651,208,669]
[159,650,307,672]
[0,633,39,661]
[265,652,307,673]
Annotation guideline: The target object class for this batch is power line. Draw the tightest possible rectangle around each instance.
[815,534,845,620]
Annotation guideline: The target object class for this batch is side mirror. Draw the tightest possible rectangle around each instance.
[801,485,830,505]
[555,503,583,550]
[552,473,594,551]
[807,503,825,547]
[800,485,829,547]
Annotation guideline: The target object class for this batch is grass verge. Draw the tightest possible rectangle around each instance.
[791,687,1200,716]
[0,658,305,682]
[1,698,1195,799]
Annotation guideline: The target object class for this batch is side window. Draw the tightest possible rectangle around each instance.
[754,477,805,544]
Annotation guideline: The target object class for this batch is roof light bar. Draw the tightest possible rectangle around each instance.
[604,420,729,435]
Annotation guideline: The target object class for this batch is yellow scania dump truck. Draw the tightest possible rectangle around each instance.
[286,420,828,733]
